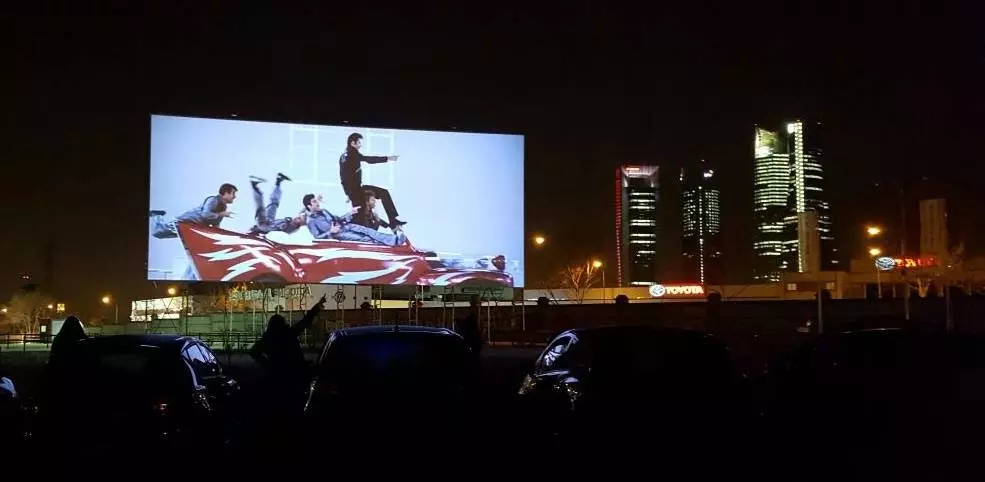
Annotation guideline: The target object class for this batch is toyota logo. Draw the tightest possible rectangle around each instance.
[649,285,667,297]
[874,256,896,271]
[649,284,705,297]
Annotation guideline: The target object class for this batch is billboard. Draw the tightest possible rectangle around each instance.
[148,115,524,286]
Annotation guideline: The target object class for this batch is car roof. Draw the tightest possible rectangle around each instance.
[80,334,197,352]
[333,325,460,338]
[560,325,721,344]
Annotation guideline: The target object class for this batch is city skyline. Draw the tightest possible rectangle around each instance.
[3,3,981,314]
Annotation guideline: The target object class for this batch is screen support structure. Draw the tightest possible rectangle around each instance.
[333,285,344,330]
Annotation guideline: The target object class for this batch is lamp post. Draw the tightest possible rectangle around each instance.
[866,226,885,299]
[101,295,118,324]
[868,247,883,298]
[592,260,605,302]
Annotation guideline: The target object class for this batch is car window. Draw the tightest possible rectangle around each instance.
[184,344,220,379]
[535,335,572,373]
[195,343,223,376]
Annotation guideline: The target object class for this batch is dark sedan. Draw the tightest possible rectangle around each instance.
[754,328,985,480]
[517,326,737,445]
[304,325,477,444]
[41,334,241,451]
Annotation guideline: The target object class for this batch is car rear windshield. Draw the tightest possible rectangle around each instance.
[583,331,730,377]
[72,345,183,394]
[319,333,469,386]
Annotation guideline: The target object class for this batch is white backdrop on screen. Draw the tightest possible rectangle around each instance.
[148,115,524,286]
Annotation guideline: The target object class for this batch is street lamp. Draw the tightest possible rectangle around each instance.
[591,260,606,302]
[533,235,546,247]
[866,226,883,237]
[167,286,177,296]
[47,304,54,310]
[868,248,883,298]
[1,307,6,314]
[101,295,118,324]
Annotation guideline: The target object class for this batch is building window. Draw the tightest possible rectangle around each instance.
[786,283,797,291]
[825,282,835,291]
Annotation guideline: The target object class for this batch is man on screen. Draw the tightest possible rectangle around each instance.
[247,173,307,235]
[149,183,238,239]
[303,193,406,246]
[339,133,406,228]
[353,190,401,233]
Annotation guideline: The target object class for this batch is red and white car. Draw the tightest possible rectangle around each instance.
[176,222,513,286]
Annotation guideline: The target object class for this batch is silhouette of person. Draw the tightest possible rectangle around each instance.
[43,315,89,448]
[250,294,327,440]
[50,316,87,360]
[455,295,483,358]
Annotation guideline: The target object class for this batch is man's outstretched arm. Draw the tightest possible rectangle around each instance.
[292,295,328,336]
[357,152,395,165]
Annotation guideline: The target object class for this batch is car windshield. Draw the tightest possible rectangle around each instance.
[320,333,469,389]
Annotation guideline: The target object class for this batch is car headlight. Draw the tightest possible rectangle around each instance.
[518,374,537,396]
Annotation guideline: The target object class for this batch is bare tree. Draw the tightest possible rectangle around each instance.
[5,291,55,333]
[557,263,601,304]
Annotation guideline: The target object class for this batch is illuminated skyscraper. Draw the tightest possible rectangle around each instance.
[753,120,836,281]
[919,198,948,261]
[681,162,722,284]
[615,165,659,286]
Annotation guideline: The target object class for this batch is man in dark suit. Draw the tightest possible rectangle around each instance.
[339,132,406,228]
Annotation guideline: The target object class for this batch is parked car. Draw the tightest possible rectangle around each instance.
[0,368,35,446]
[517,326,736,445]
[304,325,477,444]
[753,328,985,479]
[41,334,241,451]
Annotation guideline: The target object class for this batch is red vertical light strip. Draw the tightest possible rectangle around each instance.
[615,167,623,287]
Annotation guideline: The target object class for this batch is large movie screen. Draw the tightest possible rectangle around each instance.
[148,115,524,287]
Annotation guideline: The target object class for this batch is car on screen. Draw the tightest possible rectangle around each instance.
[176,222,514,286]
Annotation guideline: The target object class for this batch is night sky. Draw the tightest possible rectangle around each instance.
[4,2,983,317]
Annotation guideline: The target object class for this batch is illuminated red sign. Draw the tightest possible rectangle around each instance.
[649,284,705,298]
[875,256,940,271]
[893,256,938,268]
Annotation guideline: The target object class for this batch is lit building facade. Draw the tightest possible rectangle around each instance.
[753,120,837,281]
[681,162,722,284]
[919,198,948,261]
[616,165,659,286]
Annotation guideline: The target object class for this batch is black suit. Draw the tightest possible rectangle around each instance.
[339,149,400,223]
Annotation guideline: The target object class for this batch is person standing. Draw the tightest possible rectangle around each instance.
[455,295,483,358]
[339,133,405,227]
[249,295,327,444]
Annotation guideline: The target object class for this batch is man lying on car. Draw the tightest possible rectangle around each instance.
[303,193,406,247]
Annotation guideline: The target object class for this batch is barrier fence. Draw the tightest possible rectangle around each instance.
[4,296,982,373]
